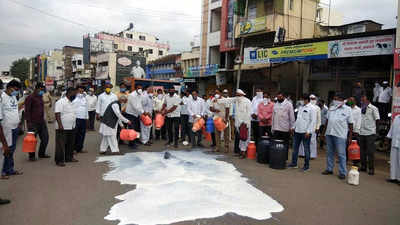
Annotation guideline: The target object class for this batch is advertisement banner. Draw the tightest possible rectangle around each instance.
[244,47,269,64]
[116,53,146,84]
[393,72,400,119]
[268,42,328,63]
[220,0,238,52]
[328,35,394,58]
[185,64,219,78]
[239,16,266,35]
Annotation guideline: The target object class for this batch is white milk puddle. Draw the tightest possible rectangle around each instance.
[96,150,284,225]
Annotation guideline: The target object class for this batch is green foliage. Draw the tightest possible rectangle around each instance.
[10,58,30,81]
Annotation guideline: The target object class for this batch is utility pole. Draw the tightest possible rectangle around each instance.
[236,0,249,90]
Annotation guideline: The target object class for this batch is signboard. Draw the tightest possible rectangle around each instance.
[239,17,266,35]
[328,35,394,58]
[244,47,269,64]
[220,0,238,52]
[116,53,146,84]
[185,64,219,78]
[268,42,328,63]
[393,72,400,119]
[216,73,227,86]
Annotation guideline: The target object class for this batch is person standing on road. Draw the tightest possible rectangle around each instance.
[318,100,329,148]
[271,92,295,145]
[24,83,50,161]
[42,89,54,123]
[86,88,97,131]
[288,94,316,172]
[188,91,206,148]
[73,86,89,154]
[386,115,400,185]
[180,90,192,144]
[154,89,166,140]
[257,92,274,137]
[162,89,181,148]
[211,90,230,153]
[322,93,353,180]
[96,83,118,137]
[126,85,144,149]
[359,95,380,175]
[140,87,154,146]
[299,94,321,159]
[373,82,383,105]
[99,95,131,155]
[204,91,217,148]
[251,89,264,144]
[54,88,78,167]
[1,80,23,178]
[0,88,11,203]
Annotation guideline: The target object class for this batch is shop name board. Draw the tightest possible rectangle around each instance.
[185,64,219,77]
[244,47,270,64]
[268,42,328,63]
[328,35,394,58]
[239,17,266,35]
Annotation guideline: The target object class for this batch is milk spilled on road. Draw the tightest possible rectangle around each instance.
[96,151,284,225]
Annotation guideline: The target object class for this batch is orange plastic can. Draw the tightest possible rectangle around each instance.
[247,141,256,159]
[22,132,37,153]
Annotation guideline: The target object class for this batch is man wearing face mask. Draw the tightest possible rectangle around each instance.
[1,80,23,177]
[24,83,50,161]
[72,86,89,154]
[117,83,129,113]
[140,86,154,146]
[251,89,263,144]
[162,89,181,148]
[154,89,167,140]
[257,92,274,137]
[288,94,316,172]
[96,83,118,122]
[322,92,353,180]
[299,94,321,159]
[180,90,192,144]
[359,95,380,175]
[271,92,295,146]
[54,88,78,167]
[86,88,97,131]
[210,89,230,152]
[188,90,206,148]
[126,85,145,149]
[378,81,392,119]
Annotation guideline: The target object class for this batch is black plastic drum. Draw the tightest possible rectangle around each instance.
[257,136,271,164]
[269,139,288,170]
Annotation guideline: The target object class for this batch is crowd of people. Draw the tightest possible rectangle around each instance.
[0,80,399,205]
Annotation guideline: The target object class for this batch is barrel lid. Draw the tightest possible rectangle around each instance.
[351,166,358,170]
[249,141,255,144]
[27,132,35,135]
[273,139,284,143]
[261,136,270,139]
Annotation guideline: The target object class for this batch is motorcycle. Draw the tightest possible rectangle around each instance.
[376,113,392,152]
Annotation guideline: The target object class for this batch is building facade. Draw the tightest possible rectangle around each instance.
[63,46,83,87]
[147,54,183,80]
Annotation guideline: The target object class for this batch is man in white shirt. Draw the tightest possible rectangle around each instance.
[322,92,354,180]
[378,81,392,119]
[288,94,316,171]
[299,94,321,159]
[1,80,23,176]
[205,91,217,147]
[359,95,380,175]
[154,89,166,140]
[188,90,205,148]
[72,86,89,154]
[211,90,230,153]
[125,85,144,149]
[373,82,383,104]
[180,91,192,144]
[386,115,400,184]
[162,89,181,148]
[251,89,264,144]
[55,88,78,167]
[86,88,97,131]
[140,87,154,146]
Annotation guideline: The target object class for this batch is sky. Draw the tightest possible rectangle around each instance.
[0,0,398,72]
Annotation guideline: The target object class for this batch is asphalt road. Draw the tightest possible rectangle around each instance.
[1,126,399,225]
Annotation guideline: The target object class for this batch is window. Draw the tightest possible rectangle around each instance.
[126,33,133,39]
[128,46,133,51]
[289,0,293,10]
[148,49,153,54]
[77,60,82,66]
[139,47,144,52]
[113,44,118,49]
[139,35,146,41]
[159,50,163,56]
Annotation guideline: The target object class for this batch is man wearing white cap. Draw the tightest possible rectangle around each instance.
[299,94,321,159]
[378,81,392,119]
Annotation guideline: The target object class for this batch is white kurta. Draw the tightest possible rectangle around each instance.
[387,116,400,181]
[99,103,130,153]
[140,92,153,144]
[299,104,319,158]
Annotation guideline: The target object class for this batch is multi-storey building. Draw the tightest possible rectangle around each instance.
[147,54,183,80]
[63,46,83,87]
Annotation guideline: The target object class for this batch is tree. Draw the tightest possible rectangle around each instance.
[10,58,30,81]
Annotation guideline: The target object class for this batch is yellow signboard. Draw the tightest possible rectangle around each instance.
[240,17,266,35]
[268,42,329,62]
